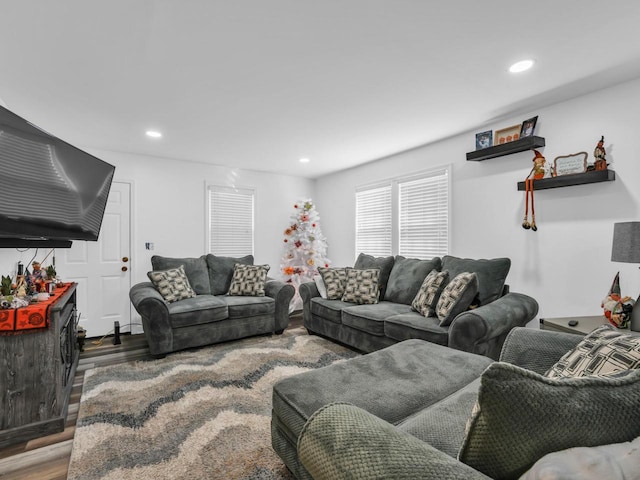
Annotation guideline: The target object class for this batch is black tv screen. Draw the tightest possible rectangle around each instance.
[0,105,115,248]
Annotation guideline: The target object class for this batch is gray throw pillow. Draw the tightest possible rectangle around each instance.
[151,255,211,295]
[227,264,270,296]
[206,254,254,295]
[411,269,449,317]
[458,362,640,479]
[545,325,640,378]
[436,272,478,326]
[353,253,395,300]
[147,265,197,303]
[442,255,510,305]
[341,268,380,305]
[384,255,442,305]
[318,267,347,300]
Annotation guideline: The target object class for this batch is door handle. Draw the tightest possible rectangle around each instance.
[122,257,129,262]
[121,266,128,272]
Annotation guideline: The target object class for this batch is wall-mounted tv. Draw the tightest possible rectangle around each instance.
[0,105,115,248]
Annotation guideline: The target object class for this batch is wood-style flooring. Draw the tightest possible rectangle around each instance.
[0,314,302,480]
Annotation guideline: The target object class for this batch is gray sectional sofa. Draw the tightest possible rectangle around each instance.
[273,326,640,479]
[301,253,539,359]
[129,254,294,357]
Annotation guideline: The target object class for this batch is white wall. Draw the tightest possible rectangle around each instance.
[314,77,640,321]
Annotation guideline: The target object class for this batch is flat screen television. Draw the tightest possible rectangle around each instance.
[0,105,115,248]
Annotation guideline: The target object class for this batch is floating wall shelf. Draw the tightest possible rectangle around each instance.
[516,169,615,191]
[466,136,546,161]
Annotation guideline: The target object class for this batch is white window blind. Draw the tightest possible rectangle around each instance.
[399,169,449,259]
[355,184,392,257]
[208,186,254,256]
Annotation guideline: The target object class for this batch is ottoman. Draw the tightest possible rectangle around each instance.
[271,338,493,479]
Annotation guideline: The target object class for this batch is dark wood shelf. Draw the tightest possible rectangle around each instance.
[466,136,546,161]
[516,169,615,191]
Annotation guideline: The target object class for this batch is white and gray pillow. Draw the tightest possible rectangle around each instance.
[147,265,196,303]
[227,263,270,296]
[318,267,347,300]
[411,270,449,317]
[436,272,478,326]
[341,268,380,305]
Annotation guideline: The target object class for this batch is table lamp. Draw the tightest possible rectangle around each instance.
[611,221,640,331]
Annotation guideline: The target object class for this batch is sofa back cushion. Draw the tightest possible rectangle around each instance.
[353,253,395,300]
[458,362,640,479]
[442,256,510,305]
[206,254,254,295]
[151,255,210,295]
[384,256,441,305]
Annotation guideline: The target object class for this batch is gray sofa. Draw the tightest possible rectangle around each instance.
[272,326,640,479]
[301,253,539,359]
[129,254,295,357]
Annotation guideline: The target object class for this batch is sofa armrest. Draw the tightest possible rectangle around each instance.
[129,282,173,356]
[500,327,583,374]
[299,281,320,327]
[265,279,295,332]
[298,403,490,480]
[448,292,539,359]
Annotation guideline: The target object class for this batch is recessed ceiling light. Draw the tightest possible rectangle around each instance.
[299,157,310,163]
[145,130,162,138]
[509,59,535,73]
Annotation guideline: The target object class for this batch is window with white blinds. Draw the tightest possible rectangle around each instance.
[355,167,449,260]
[207,185,255,256]
[355,184,392,257]
[398,169,449,259]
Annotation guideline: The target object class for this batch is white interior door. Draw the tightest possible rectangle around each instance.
[57,181,131,338]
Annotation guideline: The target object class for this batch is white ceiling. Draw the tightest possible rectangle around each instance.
[1,1,640,179]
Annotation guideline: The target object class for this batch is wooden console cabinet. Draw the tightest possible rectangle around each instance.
[0,283,78,448]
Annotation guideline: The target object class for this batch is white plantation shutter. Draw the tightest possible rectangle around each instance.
[399,169,449,258]
[208,186,254,256]
[355,184,392,257]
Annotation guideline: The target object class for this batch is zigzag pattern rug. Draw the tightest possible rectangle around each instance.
[68,327,359,480]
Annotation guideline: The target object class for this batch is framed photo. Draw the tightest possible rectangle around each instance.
[520,116,538,137]
[494,125,521,145]
[475,130,492,150]
[553,152,588,176]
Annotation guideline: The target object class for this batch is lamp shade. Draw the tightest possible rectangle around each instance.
[611,222,640,263]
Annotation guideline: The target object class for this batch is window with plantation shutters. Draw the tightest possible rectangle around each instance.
[355,184,392,257]
[207,185,254,256]
[398,169,449,259]
[355,166,449,260]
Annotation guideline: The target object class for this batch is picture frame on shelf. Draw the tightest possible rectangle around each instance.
[553,152,588,176]
[494,124,521,145]
[520,116,538,137]
[475,130,492,150]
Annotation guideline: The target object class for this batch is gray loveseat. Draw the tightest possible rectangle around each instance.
[129,254,294,357]
[272,326,640,479]
[301,253,538,359]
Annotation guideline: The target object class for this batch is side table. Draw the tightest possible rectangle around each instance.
[540,315,627,335]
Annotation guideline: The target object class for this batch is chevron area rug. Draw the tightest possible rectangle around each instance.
[67,327,359,480]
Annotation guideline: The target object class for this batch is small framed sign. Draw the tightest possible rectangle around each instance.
[475,130,492,150]
[553,152,588,176]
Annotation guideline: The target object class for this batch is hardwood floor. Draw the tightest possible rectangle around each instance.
[0,314,303,480]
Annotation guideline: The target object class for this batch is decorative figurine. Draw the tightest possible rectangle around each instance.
[522,150,546,231]
[594,135,607,171]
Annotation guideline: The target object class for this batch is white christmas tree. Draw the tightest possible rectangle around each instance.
[281,199,330,311]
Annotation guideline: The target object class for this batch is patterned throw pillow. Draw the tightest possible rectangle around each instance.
[545,325,640,378]
[411,270,449,317]
[341,268,380,305]
[318,267,347,300]
[435,272,478,326]
[227,264,270,296]
[147,265,197,303]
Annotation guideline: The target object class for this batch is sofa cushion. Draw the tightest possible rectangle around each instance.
[442,255,510,305]
[342,302,412,336]
[384,255,442,305]
[147,265,197,303]
[436,272,478,326]
[318,267,347,300]
[383,312,449,346]
[227,263,270,296]
[341,268,380,305]
[221,295,275,319]
[458,362,640,479]
[353,253,395,300]
[310,297,351,324]
[313,275,328,299]
[545,325,640,378]
[206,254,254,295]
[151,255,211,295]
[166,295,228,328]
[411,270,449,317]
